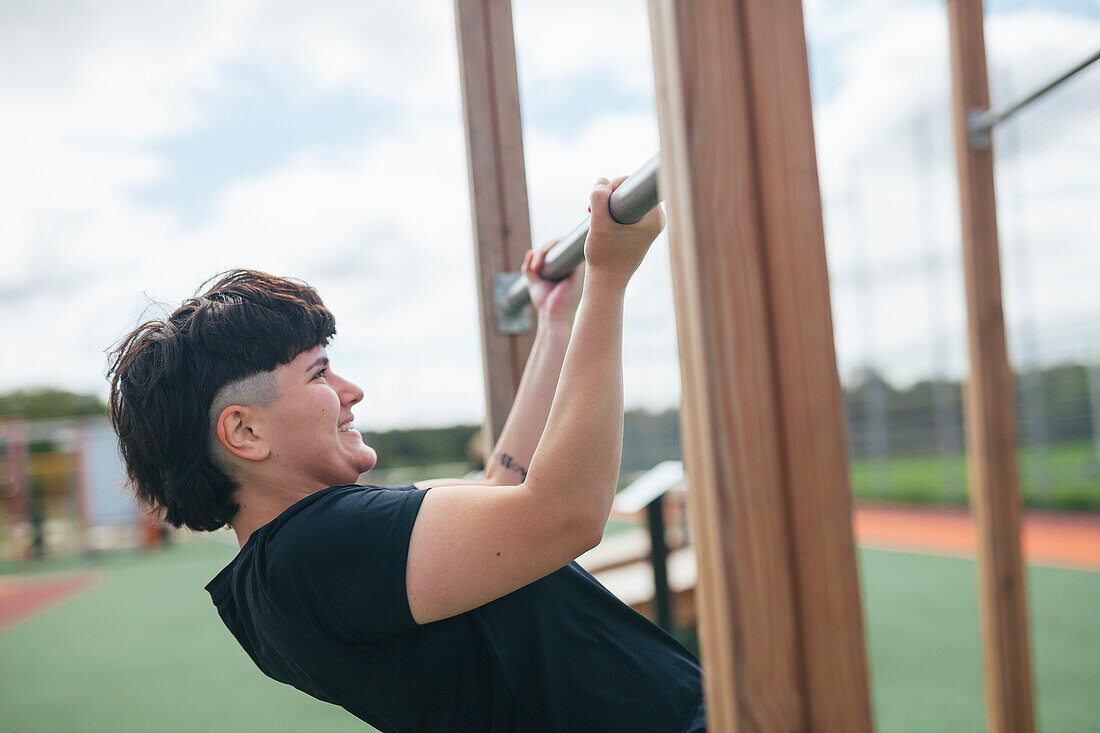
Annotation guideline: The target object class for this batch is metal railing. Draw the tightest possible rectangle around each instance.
[969,47,1100,149]
[494,154,661,333]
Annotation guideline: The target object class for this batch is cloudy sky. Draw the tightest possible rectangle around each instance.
[1,0,1097,430]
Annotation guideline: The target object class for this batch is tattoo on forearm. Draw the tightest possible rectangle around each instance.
[494,453,528,481]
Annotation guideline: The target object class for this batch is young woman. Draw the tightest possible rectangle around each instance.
[108,177,704,732]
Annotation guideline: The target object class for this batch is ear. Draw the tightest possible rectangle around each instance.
[216,405,270,463]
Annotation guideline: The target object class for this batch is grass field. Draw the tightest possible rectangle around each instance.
[1,537,1098,732]
[850,439,1100,510]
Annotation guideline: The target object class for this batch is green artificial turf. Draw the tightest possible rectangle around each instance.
[859,548,1100,732]
[0,539,372,733]
[1,539,1097,732]
[849,440,1100,510]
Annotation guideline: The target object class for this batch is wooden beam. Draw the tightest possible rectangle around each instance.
[453,0,535,447]
[648,1,873,730]
[2,417,30,523]
[945,2,1036,731]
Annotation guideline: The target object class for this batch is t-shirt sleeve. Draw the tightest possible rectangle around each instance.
[264,486,428,643]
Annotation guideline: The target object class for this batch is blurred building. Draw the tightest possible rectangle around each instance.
[1,416,142,559]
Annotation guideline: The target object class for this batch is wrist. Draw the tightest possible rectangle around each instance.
[582,267,631,294]
[536,317,573,343]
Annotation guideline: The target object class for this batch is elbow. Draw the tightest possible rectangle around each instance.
[554,504,605,558]
[521,476,610,557]
[581,523,604,554]
[580,479,616,548]
[575,506,608,554]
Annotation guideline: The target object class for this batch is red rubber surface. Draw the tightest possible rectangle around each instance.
[855,504,1100,571]
[0,572,100,633]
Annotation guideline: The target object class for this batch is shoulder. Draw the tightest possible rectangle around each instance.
[264,484,424,560]
[258,483,427,640]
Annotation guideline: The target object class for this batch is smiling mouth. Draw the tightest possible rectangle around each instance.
[338,421,355,432]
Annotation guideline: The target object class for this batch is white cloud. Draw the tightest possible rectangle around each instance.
[0,0,1096,432]
[0,0,480,429]
[514,0,655,97]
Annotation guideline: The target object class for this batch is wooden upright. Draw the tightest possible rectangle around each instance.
[648,1,873,730]
[946,2,1035,731]
[454,0,535,446]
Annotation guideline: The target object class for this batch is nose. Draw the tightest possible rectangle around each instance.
[339,374,364,407]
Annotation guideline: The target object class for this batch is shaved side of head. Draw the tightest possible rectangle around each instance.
[208,370,279,467]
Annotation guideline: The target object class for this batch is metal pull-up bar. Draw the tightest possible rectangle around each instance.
[969,46,1100,149]
[494,154,661,333]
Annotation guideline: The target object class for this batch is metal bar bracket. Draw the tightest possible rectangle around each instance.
[968,109,993,150]
[494,272,533,334]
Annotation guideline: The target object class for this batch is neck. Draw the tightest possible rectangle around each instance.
[230,478,318,549]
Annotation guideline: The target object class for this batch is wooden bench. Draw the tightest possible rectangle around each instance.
[578,528,699,629]
[577,462,699,629]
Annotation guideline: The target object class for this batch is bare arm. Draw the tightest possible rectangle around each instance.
[482,323,569,483]
[405,176,664,624]
[483,240,584,484]
[415,241,580,489]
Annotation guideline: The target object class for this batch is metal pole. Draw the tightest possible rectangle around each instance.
[1001,71,1051,505]
[494,154,660,331]
[969,47,1100,148]
[646,494,673,633]
[913,114,964,501]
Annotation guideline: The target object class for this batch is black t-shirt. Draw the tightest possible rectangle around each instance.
[205,484,705,732]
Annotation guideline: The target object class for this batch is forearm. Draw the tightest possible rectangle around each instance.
[522,273,625,528]
[484,321,572,484]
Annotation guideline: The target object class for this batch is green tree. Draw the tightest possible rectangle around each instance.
[0,388,107,420]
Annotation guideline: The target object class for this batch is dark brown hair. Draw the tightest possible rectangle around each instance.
[107,270,336,531]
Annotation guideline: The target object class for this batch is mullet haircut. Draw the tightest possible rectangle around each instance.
[108,270,336,531]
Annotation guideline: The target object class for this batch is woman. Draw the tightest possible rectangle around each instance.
[108,177,704,732]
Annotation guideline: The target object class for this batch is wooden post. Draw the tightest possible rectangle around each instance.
[453,0,535,448]
[946,2,1036,731]
[2,418,31,558]
[648,1,873,730]
[72,422,92,553]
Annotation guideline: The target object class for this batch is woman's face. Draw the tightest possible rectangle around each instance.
[259,345,377,488]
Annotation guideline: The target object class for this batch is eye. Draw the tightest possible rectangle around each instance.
[313,367,328,380]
